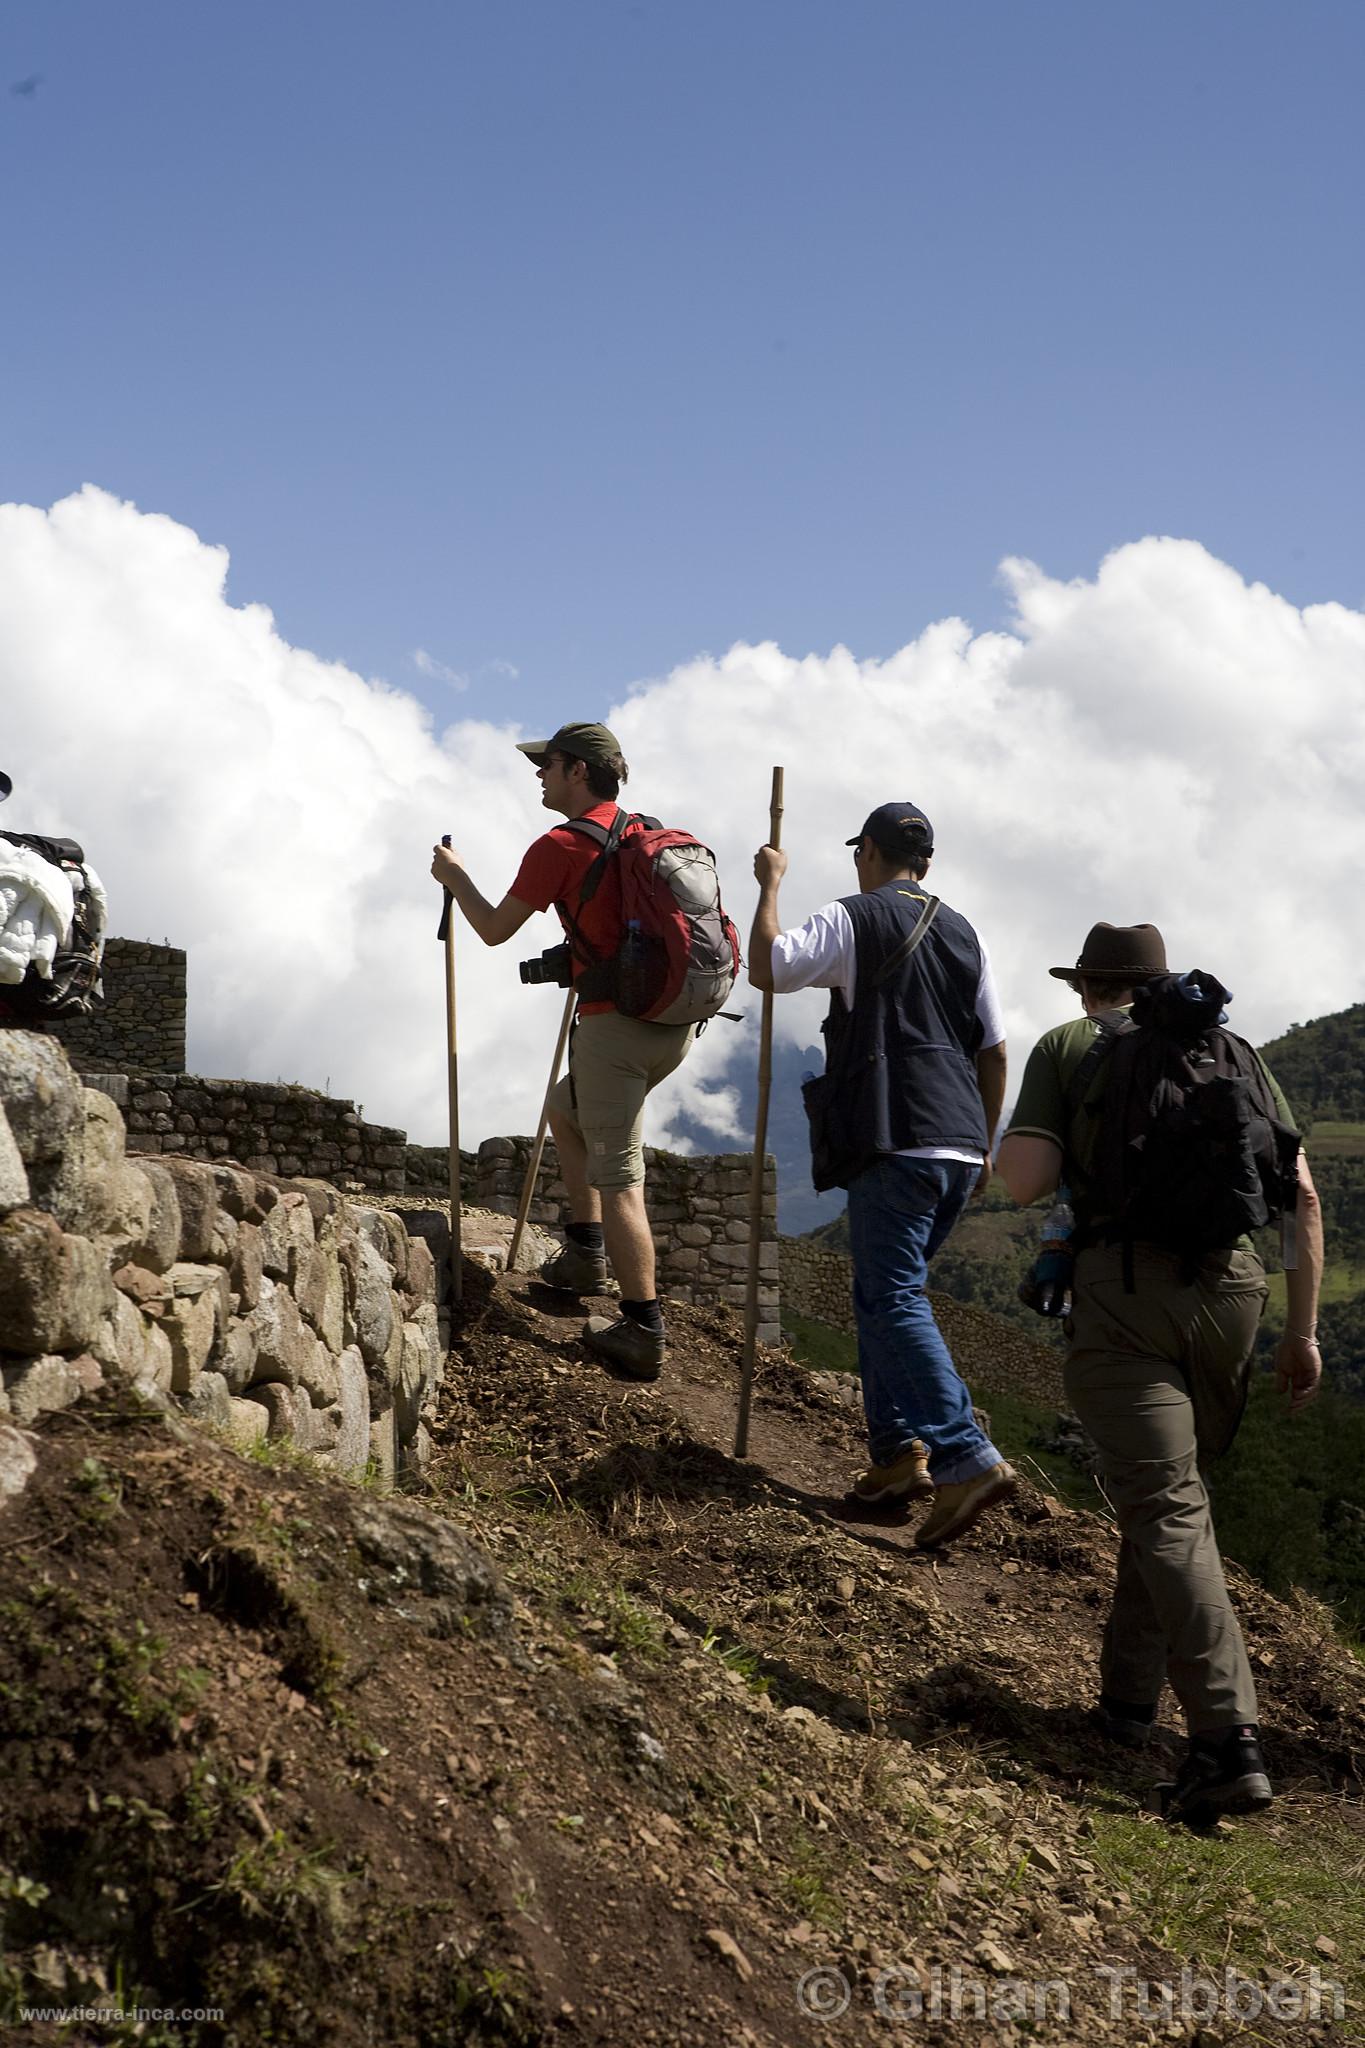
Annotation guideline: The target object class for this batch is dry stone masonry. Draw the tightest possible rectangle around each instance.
[475,1135,780,1345]
[0,1032,443,1482]
[778,1236,856,1333]
[58,938,187,1074]
[117,1075,408,1190]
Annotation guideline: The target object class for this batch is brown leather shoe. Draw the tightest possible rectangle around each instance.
[847,1442,933,1507]
[913,1462,1018,1550]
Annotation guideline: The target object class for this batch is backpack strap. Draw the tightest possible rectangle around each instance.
[554,810,655,965]
[871,896,940,987]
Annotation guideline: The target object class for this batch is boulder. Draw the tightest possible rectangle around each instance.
[156,1159,218,1259]
[86,1161,155,1267]
[230,1221,263,1311]
[0,1423,39,1507]
[399,1420,433,1479]
[183,1370,234,1431]
[55,1231,118,1350]
[223,1395,268,1451]
[2,1352,102,1427]
[208,1163,257,1220]
[350,1493,507,1634]
[366,1403,396,1489]
[0,1031,84,1169]
[352,1238,395,1368]
[246,1381,304,1442]
[0,1208,66,1353]
[245,1276,312,1390]
[404,1232,436,1304]
[162,1263,229,1393]
[297,1244,345,1351]
[335,1345,369,1474]
[297,1336,339,1409]
[260,1192,314,1285]
[209,1208,239,1263]
[298,1400,340,1456]
[0,1103,31,1212]
[221,1319,260,1397]
[132,1161,182,1275]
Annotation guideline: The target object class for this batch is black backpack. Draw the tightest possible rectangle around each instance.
[1084,972,1301,1271]
[0,829,105,1024]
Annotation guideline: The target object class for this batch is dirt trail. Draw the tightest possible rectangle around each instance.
[1,1255,1361,2046]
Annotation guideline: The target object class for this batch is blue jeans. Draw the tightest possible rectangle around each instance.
[845,1155,1002,1485]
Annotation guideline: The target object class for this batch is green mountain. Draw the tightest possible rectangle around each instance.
[1261,1001,1365,1126]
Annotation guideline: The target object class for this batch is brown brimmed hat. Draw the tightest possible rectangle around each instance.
[1049,922,1168,983]
[515,722,622,770]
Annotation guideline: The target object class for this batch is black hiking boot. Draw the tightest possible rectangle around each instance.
[539,1241,609,1295]
[1162,1725,1273,1825]
[582,1314,665,1381]
[1093,1693,1160,1750]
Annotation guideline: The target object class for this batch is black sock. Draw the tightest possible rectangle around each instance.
[567,1222,604,1253]
[621,1297,664,1333]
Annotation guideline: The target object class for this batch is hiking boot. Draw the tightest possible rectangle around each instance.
[913,1461,1018,1551]
[1093,1694,1161,1750]
[582,1314,665,1381]
[1162,1726,1273,1825]
[846,1442,934,1507]
[539,1240,609,1294]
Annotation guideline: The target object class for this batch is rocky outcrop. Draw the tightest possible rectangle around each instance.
[0,1032,443,1478]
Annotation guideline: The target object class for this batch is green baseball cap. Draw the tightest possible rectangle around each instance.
[515,722,623,769]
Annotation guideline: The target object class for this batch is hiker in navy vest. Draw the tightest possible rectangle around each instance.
[749,802,1016,1549]
[432,722,697,1381]
[997,921,1323,1824]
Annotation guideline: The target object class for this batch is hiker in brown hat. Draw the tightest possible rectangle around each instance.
[997,921,1323,1825]
[431,722,699,1379]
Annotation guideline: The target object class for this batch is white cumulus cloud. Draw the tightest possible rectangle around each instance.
[2,488,1362,1165]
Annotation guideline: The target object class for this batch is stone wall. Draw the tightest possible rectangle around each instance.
[474,1137,780,1344]
[0,1032,442,1482]
[778,1235,855,1334]
[58,938,187,1074]
[103,1075,408,1191]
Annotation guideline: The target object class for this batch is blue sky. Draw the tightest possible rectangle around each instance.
[4,0,1362,733]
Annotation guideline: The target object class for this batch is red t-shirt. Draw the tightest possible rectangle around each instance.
[510,801,642,1016]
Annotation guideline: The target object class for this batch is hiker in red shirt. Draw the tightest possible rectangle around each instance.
[431,723,696,1379]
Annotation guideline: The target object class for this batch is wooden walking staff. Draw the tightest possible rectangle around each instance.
[436,835,463,1307]
[733,765,784,1459]
[507,985,576,1275]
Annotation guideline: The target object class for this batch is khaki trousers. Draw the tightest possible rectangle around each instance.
[1064,1242,1268,1731]
[548,1010,695,1190]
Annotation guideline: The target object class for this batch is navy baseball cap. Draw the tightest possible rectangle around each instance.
[847,803,934,859]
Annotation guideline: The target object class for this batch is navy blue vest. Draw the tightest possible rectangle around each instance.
[804,883,988,1190]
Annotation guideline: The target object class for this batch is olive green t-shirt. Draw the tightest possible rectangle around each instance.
[1007,1009,1296,1236]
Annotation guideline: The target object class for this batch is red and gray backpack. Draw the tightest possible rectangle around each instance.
[558,810,740,1027]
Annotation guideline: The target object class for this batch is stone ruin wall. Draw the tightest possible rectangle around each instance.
[0,1033,444,1482]
[777,1236,855,1334]
[41,932,788,1337]
[58,938,187,1075]
[474,1136,781,1347]
[109,1074,408,1191]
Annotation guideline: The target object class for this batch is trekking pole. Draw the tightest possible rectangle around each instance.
[436,835,462,1308]
[507,985,576,1275]
[733,764,784,1459]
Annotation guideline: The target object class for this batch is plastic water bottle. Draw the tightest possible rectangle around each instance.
[616,919,654,1017]
[1018,1198,1075,1318]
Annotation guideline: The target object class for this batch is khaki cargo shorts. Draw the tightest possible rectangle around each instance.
[548,1010,695,1190]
